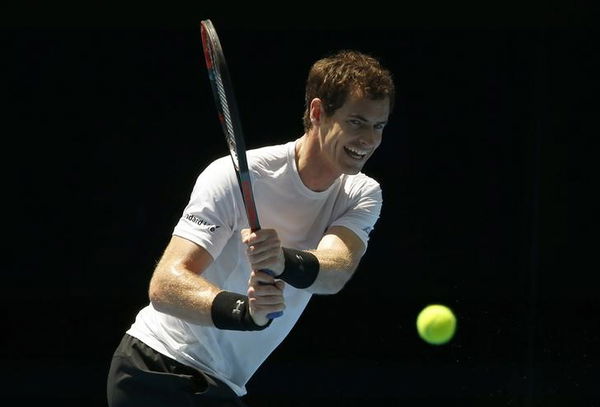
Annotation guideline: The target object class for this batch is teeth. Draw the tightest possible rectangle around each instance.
[346,146,368,156]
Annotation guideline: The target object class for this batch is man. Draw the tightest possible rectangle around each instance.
[107,49,395,406]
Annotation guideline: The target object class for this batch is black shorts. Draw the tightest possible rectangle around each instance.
[107,334,248,407]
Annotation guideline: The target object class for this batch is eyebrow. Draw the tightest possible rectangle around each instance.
[348,114,387,126]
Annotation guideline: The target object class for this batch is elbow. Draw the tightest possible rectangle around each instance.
[323,279,349,295]
[321,268,356,295]
[335,262,361,293]
[330,260,360,293]
[333,271,354,294]
[148,275,167,311]
[328,284,345,295]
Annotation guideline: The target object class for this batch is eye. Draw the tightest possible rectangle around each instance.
[374,123,387,131]
[348,119,362,127]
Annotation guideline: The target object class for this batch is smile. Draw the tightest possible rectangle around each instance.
[344,146,368,160]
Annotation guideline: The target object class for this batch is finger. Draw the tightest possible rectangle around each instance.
[248,254,281,271]
[246,241,279,258]
[246,241,280,259]
[249,270,276,285]
[243,231,260,245]
[249,297,286,311]
[245,229,278,245]
[241,228,256,241]
[248,293,285,306]
[248,284,283,298]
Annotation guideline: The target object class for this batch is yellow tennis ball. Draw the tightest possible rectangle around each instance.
[416,304,457,345]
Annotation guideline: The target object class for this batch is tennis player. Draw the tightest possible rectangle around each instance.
[107,49,395,406]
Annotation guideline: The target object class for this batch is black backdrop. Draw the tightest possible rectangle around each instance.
[5,14,597,406]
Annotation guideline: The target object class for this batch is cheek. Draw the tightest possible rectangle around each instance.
[325,125,344,145]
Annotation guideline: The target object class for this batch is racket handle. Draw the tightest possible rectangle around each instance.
[261,269,283,319]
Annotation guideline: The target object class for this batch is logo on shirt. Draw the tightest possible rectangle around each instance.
[183,213,221,233]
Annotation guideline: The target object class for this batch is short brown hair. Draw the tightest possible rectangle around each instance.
[302,50,395,132]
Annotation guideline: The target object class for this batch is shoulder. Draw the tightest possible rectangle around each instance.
[246,141,292,173]
[247,142,290,162]
[341,172,382,198]
[199,155,235,177]
[193,155,238,189]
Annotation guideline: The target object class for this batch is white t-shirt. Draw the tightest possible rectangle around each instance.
[127,139,382,396]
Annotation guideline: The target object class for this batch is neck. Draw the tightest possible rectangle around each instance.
[295,133,340,192]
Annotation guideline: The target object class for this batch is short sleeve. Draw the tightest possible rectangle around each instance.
[330,178,383,247]
[172,157,242,260]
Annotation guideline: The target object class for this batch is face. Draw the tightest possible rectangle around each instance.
[317,93,390,176]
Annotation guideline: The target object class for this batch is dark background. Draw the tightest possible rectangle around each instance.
[5,9,597,406]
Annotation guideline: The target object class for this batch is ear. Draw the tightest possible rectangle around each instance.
[309,98,322,125]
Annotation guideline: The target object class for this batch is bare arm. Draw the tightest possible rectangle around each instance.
[149,235,285,326]
[242,225,365,295]
[148,235,219,325]
[306,225,365,294]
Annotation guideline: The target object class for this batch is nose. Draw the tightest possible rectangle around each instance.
[360,127,381,147]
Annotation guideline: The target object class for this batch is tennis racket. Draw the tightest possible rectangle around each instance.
[200,19,283,319]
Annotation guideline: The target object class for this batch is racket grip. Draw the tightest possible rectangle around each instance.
[261,269,283,319]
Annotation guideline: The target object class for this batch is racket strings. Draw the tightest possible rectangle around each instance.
[209,49,239,169]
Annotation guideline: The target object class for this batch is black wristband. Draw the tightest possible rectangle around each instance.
[279,248,320,289]
[211,291,272,331]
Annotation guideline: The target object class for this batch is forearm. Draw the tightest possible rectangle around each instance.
[149,264,221,326]
[302,246,360,295]
[242,226,365,295]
